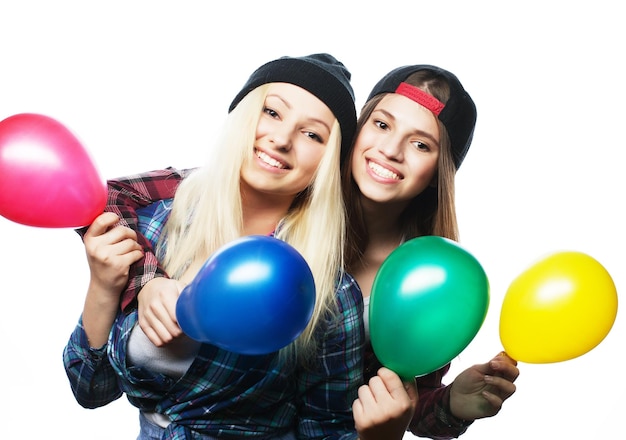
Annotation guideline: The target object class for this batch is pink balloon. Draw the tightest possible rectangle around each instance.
[0,113,106,228]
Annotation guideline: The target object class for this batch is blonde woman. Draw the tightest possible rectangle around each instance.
[64,54,363,439]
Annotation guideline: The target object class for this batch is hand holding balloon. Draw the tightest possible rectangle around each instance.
[499,251,618,363]
[175,235,316,355]
[0,113,106,228]
[369,236,490,379]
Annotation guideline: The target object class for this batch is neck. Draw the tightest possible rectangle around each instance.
[352,196,406,299]
[360,196,406,246]
[241,184,294,236]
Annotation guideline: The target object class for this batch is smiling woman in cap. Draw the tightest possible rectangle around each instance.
[344,65,520,440]
[63,53,364,439]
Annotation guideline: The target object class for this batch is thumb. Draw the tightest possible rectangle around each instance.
[175,280,187,294]
[378,367,417,402]
[85,212,119,238]
[404,378,418,405]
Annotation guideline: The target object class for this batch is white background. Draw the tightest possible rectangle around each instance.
[1,1,623,439]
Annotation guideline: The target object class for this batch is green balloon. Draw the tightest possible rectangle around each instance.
[369,236,489,379]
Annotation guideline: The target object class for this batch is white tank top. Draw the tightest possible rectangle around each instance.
[363,295,371,342]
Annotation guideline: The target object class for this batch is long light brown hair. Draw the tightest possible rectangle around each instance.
[342,70,460,271]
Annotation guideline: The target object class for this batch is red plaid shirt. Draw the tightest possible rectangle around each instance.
[76,167,193,311]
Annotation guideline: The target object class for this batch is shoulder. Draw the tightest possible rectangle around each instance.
[335,271,364,315]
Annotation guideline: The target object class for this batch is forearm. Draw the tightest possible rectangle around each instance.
[81,281,121,348]
[102,167,192,310]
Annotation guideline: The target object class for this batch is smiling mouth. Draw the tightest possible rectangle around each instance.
[368,160,400,180]
[255,149,288,169]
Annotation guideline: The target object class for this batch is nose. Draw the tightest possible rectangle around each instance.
[378,134,404,161]
[269,124,293,151]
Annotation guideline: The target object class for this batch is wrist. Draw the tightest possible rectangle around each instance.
[86,282,122,310]
[441,386,473,428]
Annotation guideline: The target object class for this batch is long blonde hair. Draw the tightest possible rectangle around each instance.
[158,85,346,361]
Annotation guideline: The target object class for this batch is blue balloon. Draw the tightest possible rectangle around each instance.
[176,235,316,355]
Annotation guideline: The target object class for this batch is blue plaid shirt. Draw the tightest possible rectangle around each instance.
[64,199,365,439]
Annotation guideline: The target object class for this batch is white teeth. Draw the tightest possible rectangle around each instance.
[256,150,285,169]
[368,161,399,180]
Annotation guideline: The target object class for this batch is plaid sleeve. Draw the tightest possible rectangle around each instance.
[62,316,124,409]
[296,272,364,440]
[76,167,194,311]
[409,365,473,439]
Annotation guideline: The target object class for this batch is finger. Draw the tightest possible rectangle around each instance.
[102,225,139,246]
[404,379,418,404]
[356,384,377,410]
[142,304,182,345]
[490,359,520,382]
[480,389,504,415]
[352,397,364,417]
[152,325,178,346]
[474,353,519,380]
[364,375,387,403]
[377,367,409,400]
[154,292,183,336]
[117,248,144,268]
[92,236,141,269]
[164,321,183,340]
[141,325,167,347]
[498,351,518,366]
[86,231,137,261]
[112,237,143,258]
[485,375,517,399]
[84,212,120,238]
[164,294,181,326]
[139,312,175,347]
[351,397,372,431]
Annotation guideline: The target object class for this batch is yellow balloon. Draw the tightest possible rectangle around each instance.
[500,251,617,363]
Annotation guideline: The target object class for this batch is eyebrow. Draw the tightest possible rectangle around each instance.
[266,93,332,134]
[373,108,440,146]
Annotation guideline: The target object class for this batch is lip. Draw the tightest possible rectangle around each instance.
[254,148,291,171]
[366,158,402,182]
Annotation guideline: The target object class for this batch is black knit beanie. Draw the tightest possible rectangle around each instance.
[367,65,477,169]
[229,53,357,162]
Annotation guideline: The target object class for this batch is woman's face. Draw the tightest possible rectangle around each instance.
[240,82,335,198]
[351,93,440,206]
